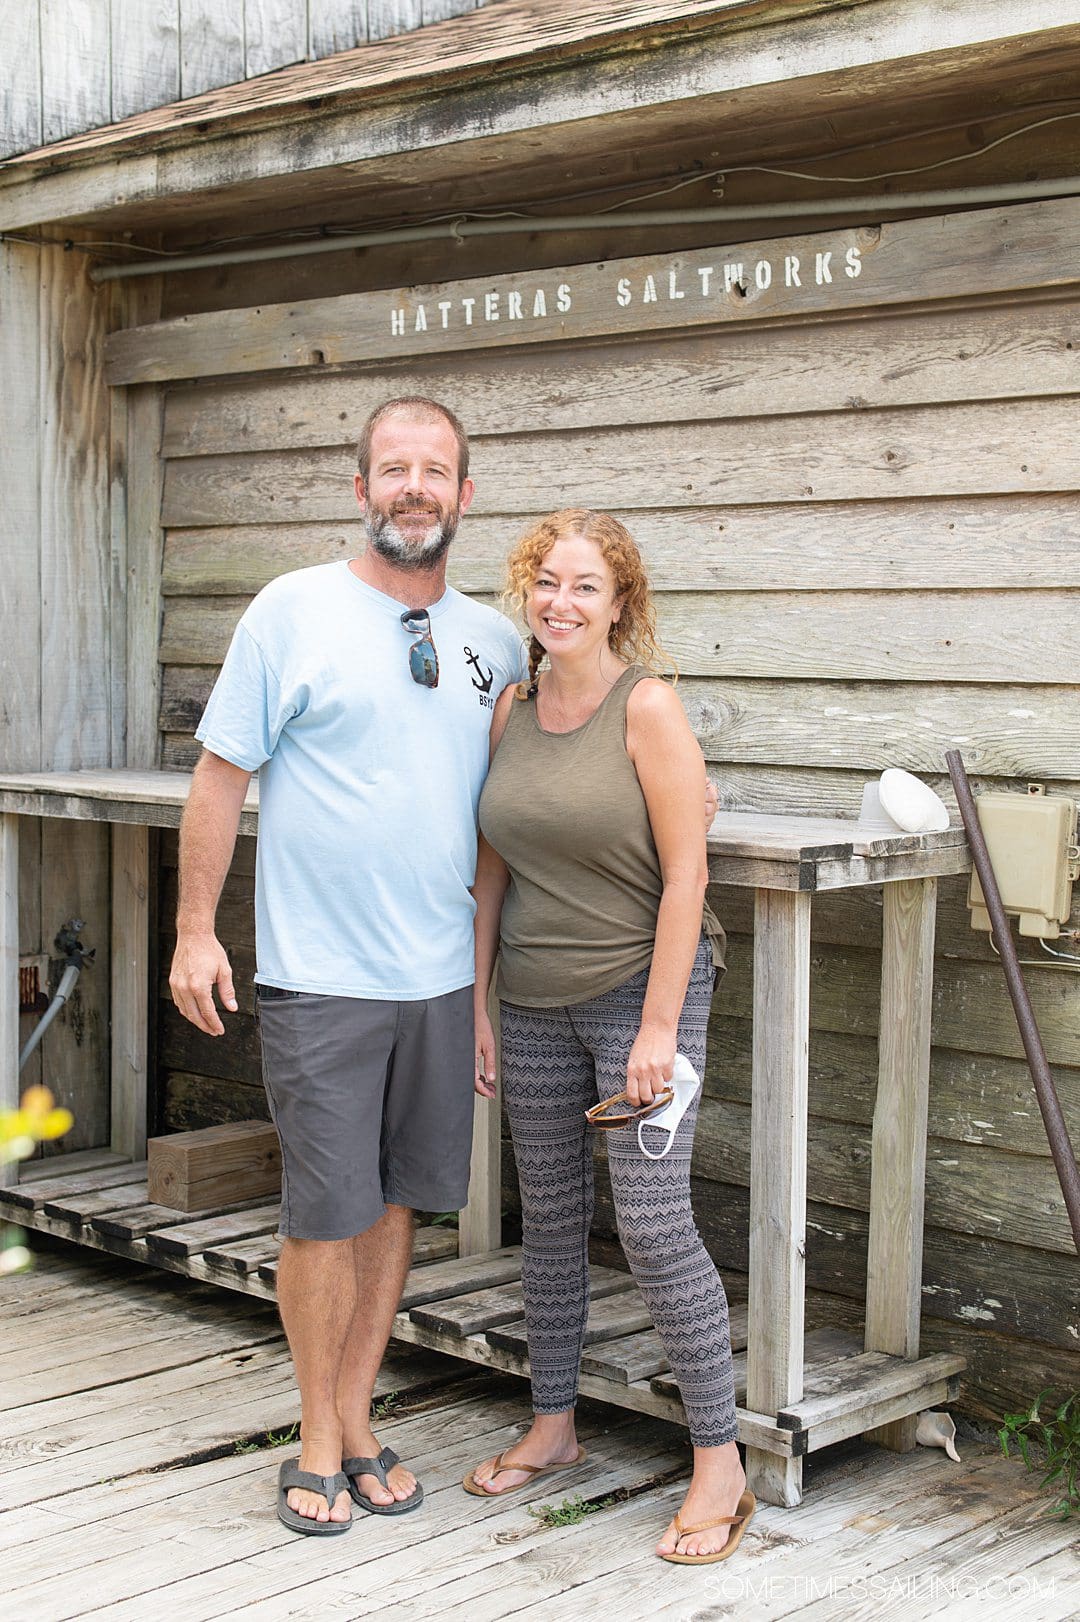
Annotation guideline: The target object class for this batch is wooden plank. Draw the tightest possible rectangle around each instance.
[0,1,43,158]
[458,972,502,1255]
[398,1246,523,1308]
[103,196,1080,383]
[125,380,166,768]
[411,1224,461,1264]
[144,1201,281,1258]
[38,233,113,1152]
[92,1196,260,1241]
[0,815,18,1187]
[160,491,1080,596]
[39,0,111,145]
[41,1181,152,1224]
[243,0,308,78]
[160,299,1080,457]
[308,0,368,55]
[782,1348,966,1428]
[159,395,1080,524]
[111,823,150,1160]
[0,237,43,1099]
[864,877,938,1454]
[410,1263,631,1337]
[109,0,181,122]
[159,584,1080,684]
[17,1147,129,1182]
[745,885,810,1508]
[179,0,244,98]
[201,1233,280,1274]
[485,1279,648,1355]
[0,1162,149,1214]
[580,1327,669,1384]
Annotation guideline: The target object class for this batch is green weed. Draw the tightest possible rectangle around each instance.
[370,1391,405,1421]
[528,1493,615,1529]
[234,1422,300,1454]
[999,1389,1080,1519]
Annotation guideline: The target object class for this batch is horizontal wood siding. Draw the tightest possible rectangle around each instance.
[152,235,1080,1416]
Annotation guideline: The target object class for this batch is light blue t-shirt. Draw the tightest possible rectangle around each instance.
[196,561,527,999]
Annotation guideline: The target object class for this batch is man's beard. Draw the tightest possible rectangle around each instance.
[363,498,460,571]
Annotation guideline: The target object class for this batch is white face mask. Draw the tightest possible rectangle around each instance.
[637,1054,700,1160]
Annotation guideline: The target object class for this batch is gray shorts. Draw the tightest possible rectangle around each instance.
[256,984,475,1241]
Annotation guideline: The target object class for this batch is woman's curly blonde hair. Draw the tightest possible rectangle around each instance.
[504,509,676,691]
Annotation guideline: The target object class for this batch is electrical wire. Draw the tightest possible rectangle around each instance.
[13,101,1080,267]
[597,109,1080,211]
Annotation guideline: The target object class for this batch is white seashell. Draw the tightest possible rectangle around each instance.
[878,769,951,834]
[915,1409,961,1462]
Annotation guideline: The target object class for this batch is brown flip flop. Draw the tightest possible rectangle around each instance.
[658,1489,756,1564]
[462,1444,587,1497]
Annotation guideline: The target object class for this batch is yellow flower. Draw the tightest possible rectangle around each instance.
[0,1086,73,1162]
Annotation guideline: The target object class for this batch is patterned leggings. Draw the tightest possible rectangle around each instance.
[499,937,738,1447]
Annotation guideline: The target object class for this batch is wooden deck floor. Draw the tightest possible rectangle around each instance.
[2,1241,1076,1622]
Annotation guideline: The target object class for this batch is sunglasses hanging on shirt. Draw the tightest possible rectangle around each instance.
[400,608,439,689]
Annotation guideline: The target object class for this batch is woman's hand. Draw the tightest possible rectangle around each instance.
[626,1021,676,1108]
[474,1006,498,1099]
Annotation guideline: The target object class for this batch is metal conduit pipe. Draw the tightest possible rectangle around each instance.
[88,175,1080,282]
[946,750,1080,1255]
[18,962,80,1072]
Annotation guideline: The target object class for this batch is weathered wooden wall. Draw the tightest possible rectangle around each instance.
[0,236,118,1148]
[139,200,1080,1418]
[0,0,499,158]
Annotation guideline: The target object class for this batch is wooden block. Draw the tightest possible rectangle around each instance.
[146,1120,280,1212]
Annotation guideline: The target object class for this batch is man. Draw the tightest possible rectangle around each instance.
[169,397,527,1532]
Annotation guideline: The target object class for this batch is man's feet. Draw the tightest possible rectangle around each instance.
[466,1413,583,1495]
[656,1444,748,1560]
[283,1445,352,1528]
[343,1430,419,1509]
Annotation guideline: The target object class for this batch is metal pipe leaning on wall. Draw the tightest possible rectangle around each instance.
[86,175,1080,283]
[945,750,1080,1254]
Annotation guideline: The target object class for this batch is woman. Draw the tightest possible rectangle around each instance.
[465,510,753,1565]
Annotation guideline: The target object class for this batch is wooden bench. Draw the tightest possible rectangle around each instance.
[0,770,971,1506]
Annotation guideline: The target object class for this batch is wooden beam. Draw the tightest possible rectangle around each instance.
[0,815,19,1187]
[745,885,811,1507]
[110,823,150,1162]
[864,876,938,1452]
[458,972,502,1256]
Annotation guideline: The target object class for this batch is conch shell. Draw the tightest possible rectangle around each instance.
[915,1410,961,1462]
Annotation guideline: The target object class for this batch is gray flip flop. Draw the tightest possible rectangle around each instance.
[277,1458,351,1535]
[343,1445,424,1515]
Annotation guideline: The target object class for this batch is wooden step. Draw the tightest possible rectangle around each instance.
[410,1264,631,1338]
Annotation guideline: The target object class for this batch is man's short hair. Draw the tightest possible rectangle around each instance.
[357,397,470,486]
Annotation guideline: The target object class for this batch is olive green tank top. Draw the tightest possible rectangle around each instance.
[478,664,725,1007]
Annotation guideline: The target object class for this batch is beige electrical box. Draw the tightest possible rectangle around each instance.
[968,784,1079,938]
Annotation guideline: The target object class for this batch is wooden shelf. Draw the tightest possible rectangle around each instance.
[3,1159,963,1469]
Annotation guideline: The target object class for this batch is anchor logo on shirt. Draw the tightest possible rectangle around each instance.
[464,647,494,694]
